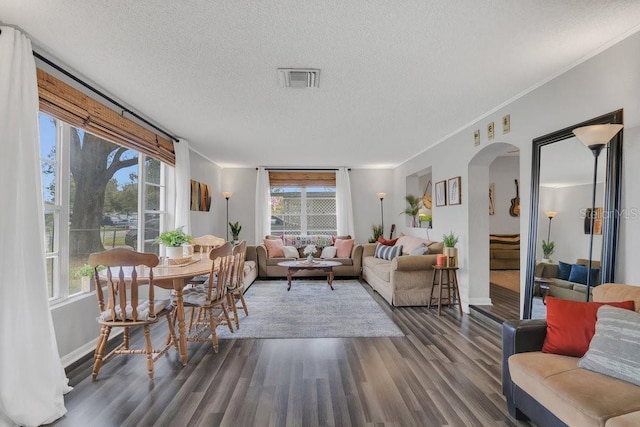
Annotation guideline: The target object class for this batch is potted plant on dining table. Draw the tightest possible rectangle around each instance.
[155,226,193,259]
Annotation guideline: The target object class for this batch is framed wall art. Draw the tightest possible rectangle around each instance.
[435,180,447,207]
[448,176,461,205]
[190,179,212,211]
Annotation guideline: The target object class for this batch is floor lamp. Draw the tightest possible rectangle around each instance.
[572,124,623,301]
[544,210,557,243]
[377,192,386,237]
[222,191,232,241]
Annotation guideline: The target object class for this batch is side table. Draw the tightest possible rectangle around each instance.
[429,265,462,316]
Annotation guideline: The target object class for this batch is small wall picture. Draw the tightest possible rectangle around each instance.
[489,183,495,215]
[190,179,212,211]
[435,180,447,207]
[448,176,461,206]
[584,207,603,235]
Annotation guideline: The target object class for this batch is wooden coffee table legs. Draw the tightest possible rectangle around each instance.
[286,267,335,291]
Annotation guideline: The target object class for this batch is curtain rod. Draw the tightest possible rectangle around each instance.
[31,50,179,143]
[256,168,351,171]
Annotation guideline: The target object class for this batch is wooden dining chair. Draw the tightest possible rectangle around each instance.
[191,234,226,255]
[227,240,249,329]
[89,247,177,380]
[181,241,234,352]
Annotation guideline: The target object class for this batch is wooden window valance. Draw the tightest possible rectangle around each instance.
[37,69,175,165]
[269,171,336,187]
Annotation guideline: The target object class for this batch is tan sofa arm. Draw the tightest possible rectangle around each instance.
[392,254,437,271]
[256,244,268,277]
[362,243,377,258]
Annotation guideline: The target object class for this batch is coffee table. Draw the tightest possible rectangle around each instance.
[534,277,554,305]
[277,260,342,291]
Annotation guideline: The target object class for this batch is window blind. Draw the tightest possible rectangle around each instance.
[268,171,336,187]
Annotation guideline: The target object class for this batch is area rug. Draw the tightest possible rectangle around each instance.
[489,270,520,293]
[216,280,404,339]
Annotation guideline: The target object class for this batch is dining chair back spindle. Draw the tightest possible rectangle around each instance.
[227,240,249,328]
[89,247,177,380]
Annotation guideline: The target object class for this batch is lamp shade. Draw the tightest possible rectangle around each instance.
[222,191,233,199]
[545,210,557,219]
[376,192,386,199]
[572,124,623,147]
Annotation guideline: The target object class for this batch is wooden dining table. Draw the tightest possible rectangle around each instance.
[102,252,215,365]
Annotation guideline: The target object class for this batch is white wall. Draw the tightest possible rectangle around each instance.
[221,168,258,243]
[489,156,520,234]
[392,30,640,312]
[189,151,223,238]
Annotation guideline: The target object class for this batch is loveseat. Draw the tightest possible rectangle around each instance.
[489,234,520,270]
[361,236,443,306]
[243,245,258,287]
[255,235,363,278]
[535,258,601,301]
[502,283,640,426]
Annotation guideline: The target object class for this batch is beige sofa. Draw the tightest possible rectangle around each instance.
[503,283,640,426]
[243,245,258,287]
[255,236,363,278]
[361,240,443,306]
[489,234,520,270]
[535,258,601,301]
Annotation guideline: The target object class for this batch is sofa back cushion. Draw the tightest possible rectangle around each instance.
[395,235,434,255]
[335,238,354,258]
[374,243,402,261]
[489,234,520,250]
[283,234,334,249]
[593,283,640,313]
[557,261,572,280]
[568,264,600,286]
[263,238,285,258]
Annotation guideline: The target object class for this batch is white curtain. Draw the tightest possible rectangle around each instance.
[0,27,71,426]
[336,168,356,238]
[255,167,271,243]
[174,138,191,234]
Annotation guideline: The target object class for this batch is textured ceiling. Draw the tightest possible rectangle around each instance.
[2,1,640,168]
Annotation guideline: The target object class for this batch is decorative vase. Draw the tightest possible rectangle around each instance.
[307,254,314,263]
[166,246,183,260]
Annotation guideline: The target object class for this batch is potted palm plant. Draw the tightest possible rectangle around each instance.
[229,221,242,242]
[401,195,422,227]
[156,226,192,259]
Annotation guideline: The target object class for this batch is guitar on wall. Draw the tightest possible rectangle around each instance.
[509,179,520,217]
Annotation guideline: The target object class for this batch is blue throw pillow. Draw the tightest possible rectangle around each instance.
[374,243,402,261]
[568,264,600,286]
[557,261,572,280]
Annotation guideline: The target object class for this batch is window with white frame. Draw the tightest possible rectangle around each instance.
[39,112,167,302]
[270,186,336,236]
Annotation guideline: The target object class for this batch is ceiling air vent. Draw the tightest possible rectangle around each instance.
[278,68,320,88]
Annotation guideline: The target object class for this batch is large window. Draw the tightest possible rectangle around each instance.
[39,112,167,302]
[270,186,336,236]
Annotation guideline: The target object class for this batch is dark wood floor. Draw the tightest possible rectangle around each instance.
[52,281,530,426]
[470,284,521,324]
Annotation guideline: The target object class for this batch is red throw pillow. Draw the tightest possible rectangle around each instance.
[263,238,285,258]
[377,236,398,246]
[334,238,354,258]
[542,297,635,357]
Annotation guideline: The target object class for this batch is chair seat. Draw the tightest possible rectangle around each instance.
[98,299,171,322]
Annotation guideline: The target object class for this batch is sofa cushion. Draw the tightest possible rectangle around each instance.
[335,238,354,258]
[542,297,635,357]
[509,351,640,427]
[409,243,429,256]
[569,263,600,286]
[396,235,432,255]
[579,306,640,387]
[374,243,402,261]
[558,261,572,280]
[243,260,256,276]
[365,256,391,282]
[593,284,640,313]
[320,246,337,259]
[263,238,285,257]
[283,234,334,248]
[282,245,299,258]
[427,241,444,254]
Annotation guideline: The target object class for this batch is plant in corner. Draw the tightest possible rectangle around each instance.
[369,224,383,243]
[541,240,555,262]
[401,195,422,227]
[229,221,242,242]
[155,226,192,259]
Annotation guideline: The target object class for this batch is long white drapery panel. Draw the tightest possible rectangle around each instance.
[255,167,271,243]
[336,168,356,239]
[0,27,71,426]
[174,138,191,234]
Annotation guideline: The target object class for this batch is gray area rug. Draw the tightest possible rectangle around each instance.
[531,296,547,319]
[216,280,404,339]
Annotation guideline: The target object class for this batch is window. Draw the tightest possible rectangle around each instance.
[39,112,167,302]
[270,186,336,236]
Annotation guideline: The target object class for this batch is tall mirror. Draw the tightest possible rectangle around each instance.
[524,110,623,319]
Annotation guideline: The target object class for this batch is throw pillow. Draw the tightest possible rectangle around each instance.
[542,297,635,357]
[263,238,285,258]
[396,235,432,255]
[334,238,354,258]
[377,236,398,246]
[557,261,572,280]
[282,245,299,258]
[374,243,402,261]
[409,243,430,256]
[568,264,600,286]
[579,306,640,387]
[320,246,337,259]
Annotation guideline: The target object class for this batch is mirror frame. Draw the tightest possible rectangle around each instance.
[523,109,624,318]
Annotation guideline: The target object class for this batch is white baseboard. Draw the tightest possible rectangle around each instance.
[468,297,493,306]
[60,329,122,368]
